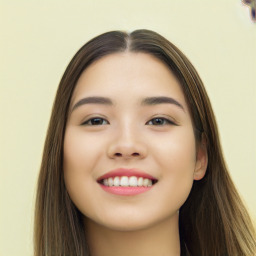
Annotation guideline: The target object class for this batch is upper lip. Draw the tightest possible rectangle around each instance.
[97,168,158,182]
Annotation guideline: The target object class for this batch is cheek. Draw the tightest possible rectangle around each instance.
[150,128,196,207]
[152,127,196,170]
[63,128,104,215]
[63,128,104,172]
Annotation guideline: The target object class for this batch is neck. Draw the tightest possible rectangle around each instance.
[84,212,180,256]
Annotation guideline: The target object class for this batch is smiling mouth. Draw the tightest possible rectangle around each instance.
[97,176,158,187]
[97,176,158,196]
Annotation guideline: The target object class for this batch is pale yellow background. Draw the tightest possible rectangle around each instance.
[0,0,255,255]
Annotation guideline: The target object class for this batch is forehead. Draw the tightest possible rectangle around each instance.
[72,52,187,109]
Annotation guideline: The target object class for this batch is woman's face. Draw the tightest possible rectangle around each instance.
[64,52,207,231]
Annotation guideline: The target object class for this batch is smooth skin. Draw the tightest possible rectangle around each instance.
[63,52,208,256]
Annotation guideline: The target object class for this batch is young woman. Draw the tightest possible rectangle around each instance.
[34,29,256,256]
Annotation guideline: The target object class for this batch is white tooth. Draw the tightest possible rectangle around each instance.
[138,177,143,186]
[143,178,149,186]
[113,177,120,186]
[129,176,138,187]
[108,177,114,186]
[103,179,108,186]
[120,176,129,186]
[148,179,153,186]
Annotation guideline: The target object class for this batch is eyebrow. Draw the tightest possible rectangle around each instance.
[71,96,184,112]
[71,96,113,112]
[141,96,184,111]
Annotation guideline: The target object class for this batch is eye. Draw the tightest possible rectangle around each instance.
[146,117,176,126]
[81,117,109,126]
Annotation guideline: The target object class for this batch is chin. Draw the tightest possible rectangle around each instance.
[100,219,157,232]
[86,208,179,233]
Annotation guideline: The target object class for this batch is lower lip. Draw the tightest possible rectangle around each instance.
[99,184,153,196]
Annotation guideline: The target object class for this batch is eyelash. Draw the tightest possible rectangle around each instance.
[81,117,109,126]
[146,117,176,126]
[81,117,176,126]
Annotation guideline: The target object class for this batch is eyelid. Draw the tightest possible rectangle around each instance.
[79,114,178,126]
[146,115,178,126]
[80,115,109,126]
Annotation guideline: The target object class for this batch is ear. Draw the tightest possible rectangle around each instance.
[194,136,208,181]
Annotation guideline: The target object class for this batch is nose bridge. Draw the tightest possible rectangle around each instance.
[107,118,146,159]
[118,119,136,141]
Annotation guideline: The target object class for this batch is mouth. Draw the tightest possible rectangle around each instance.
[97,176,158,187]
[96,168,158,196]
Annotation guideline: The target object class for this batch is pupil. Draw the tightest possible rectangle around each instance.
[92,118,102,125]
[154,118,163,125]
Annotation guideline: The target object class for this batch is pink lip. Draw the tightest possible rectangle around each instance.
[99,184,153,196]
[97,168,157,181]
[97,168,157,196]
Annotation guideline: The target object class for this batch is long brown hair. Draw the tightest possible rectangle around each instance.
[34,29,256,256]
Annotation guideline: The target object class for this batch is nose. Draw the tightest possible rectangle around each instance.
[107,126,147,160]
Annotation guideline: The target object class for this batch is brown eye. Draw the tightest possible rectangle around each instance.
[146,118,175,126]
[82,118,109,126]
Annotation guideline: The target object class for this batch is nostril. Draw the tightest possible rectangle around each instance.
[114,152,140,157]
